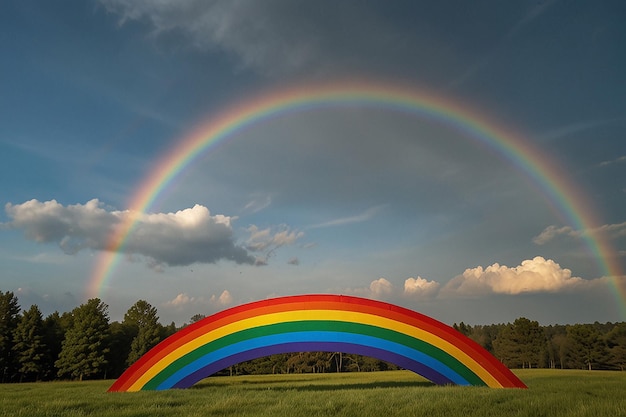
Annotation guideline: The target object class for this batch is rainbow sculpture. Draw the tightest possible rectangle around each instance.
[109,294,526,391]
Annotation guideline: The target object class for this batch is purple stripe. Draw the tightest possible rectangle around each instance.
[172,342,453,389]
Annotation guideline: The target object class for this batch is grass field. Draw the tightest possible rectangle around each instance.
[1,370,625,417]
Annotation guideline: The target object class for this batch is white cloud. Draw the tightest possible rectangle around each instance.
[344,275,442,301]
[533,222,626,245]
[242,194,272,214]
[309,205,386,229]
[404,276,440,299]
[245,224,304,263]
[440,256,605,297]
[4,199,114,250]
[165,289,233,309]
[369,278,393,298]
[4,199,255,267]
[210,290,233,307]
[164,293,197,308]
[599,155,626,167]
[538,119,619,142]
[348,278,395,300]
[532,225,577,245]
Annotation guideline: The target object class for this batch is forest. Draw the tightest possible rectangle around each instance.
[0,290,624,383]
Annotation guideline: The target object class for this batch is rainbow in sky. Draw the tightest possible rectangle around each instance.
[109,294,527,391]
[88,79,624,316]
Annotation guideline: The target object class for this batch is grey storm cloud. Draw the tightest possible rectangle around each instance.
[97,0,411,77]
[4,199,256,267]
[98,0,325,75]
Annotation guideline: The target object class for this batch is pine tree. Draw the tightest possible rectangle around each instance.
[123,300,162,366]
[605,323,626,371]
[492,324,518,367]
[493,318,545,368]
[0,291,21,382]
[514,317,545,368]
[42,311,66,380]
[107,321,135,378]
[189,314,206,324]
[567,324,606,370]
[12,305,46,381]
[55,298,110,381]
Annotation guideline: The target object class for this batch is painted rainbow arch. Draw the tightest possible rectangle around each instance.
[109,294,526,391]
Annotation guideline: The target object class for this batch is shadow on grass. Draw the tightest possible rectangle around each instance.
[279,380,435,391]
[209,380,436,392]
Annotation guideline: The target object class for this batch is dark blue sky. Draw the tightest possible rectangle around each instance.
[1,0,624,325]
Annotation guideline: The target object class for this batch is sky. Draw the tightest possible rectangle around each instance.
[1,0,625,326]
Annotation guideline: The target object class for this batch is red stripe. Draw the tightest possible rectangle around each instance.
[109,295,525,391]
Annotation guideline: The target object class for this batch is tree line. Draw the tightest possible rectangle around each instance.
[453,317,626,371]
[0,290,624,383]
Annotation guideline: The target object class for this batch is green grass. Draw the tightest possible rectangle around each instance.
[1,370,625,416]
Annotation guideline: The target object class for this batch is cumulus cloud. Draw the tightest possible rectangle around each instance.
[210,290,233,306]
[403,276,440,299]
[164,289,233,309]
[3,199,257,267]
[440,256,604,297]
[125,204,254,266]
[340,257,603,302]
[164,292,197,308]
[347,278,395,300]
[369,278,393,298]
[533,223,626,245]
[4,199,115,253]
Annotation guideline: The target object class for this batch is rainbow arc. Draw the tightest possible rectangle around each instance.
[88,80,624,316]
[109,294,527,391]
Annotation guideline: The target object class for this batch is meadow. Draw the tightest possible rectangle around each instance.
[1,370,625,417]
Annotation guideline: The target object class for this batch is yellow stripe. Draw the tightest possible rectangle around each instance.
[129,310,501,390]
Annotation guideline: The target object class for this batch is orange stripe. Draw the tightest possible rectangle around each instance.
[110,295,523,391]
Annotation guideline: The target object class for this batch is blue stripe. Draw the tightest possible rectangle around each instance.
[156,331,470,389]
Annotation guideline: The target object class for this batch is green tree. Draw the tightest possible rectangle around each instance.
[566,324,606,370]
[123,300,162,366]
[190,314,206,324]
[493,318,545,368]
[453,322,471,336]
[55,298,110,380]
[542,325,568,369]
[466,324,505,354]
[161,321,178,339]
[42,311,66,380]
[0,291,21,382]
[605,322,626,371]
[12,305,47,381]
[239,354,291,375]
[107,321,135,378]
[286,352,318,373]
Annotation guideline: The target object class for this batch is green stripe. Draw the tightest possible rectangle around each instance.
[143,321,484,389]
